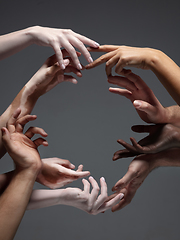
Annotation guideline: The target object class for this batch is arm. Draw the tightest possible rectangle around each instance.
[0,53,81,158]
[86,45,180,105]
[28,176,124,215]
[110,148,180,212]
[0,109,47,240]
[0,26,99,69]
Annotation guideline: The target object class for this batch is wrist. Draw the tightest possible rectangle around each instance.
[25,26,40,45]
[145,48,162,70]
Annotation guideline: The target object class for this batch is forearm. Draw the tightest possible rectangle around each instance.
[0,171,14,195]
[0,169,38,240]
[27,189,67,210]
[147,49,180,105]
[0,27,36,61]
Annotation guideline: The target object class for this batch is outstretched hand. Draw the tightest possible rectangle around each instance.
[37,158,90,189]
[113,123,180,160]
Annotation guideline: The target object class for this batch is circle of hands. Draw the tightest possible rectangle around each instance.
[3,45,180,215]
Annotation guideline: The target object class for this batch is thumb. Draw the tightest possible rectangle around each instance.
[133,100,157,116]
[1,127,12,150]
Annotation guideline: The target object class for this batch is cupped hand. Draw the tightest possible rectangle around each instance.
[1,109,48,170]
[37,158,90,189]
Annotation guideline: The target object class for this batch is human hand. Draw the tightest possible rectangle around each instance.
[1,109,48,171]
[86,45,155,76]
[108,70,167,124]
[30,26,99,70]
[113,123,180,160]
[37,158,90,189]
[26,52,82,98]
[62,176,124,215]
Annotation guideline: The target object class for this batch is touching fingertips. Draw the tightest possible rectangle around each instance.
[101,177,105,182]
[88,57,93,63]
[77,63,82,70]
[93,42,100,47]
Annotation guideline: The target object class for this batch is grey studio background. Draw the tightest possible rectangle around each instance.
[0,0,180,239]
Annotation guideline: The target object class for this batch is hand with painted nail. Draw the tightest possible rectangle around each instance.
[1,108,48,170]
[113,123,180,160]
[56,176,124,215]
[0,26,99,70]
[37,158,90,189]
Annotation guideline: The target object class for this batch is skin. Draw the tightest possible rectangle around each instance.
[0,26,99,70]
[0,109,47,240]
[109,148,180,212]
[86,45,180,105]
[113,123,180,159]
[28,176,124,215]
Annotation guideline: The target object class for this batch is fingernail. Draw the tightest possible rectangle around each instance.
[89,176,93,180]
[77,63,82,70]
[88,57,93,63]
[94,42,100,47]
[72,79,78,84]
[133,100,141,108]
[61,64,65,70]
[119,193,124,200]
[101,177,105,181]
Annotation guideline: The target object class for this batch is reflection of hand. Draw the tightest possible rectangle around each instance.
[1,109,48,171]
[61,176,124,215]
[30,26,99,69]
[107,70,167,124]
[113,123,180,160]
[86,45,155,75]
[37,158,90,189]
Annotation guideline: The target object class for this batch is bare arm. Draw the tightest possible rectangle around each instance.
[0,26,99,69]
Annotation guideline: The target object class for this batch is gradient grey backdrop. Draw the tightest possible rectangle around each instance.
[0,0,180,239]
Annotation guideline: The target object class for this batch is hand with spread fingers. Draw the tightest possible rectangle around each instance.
[28,176,124,215]
[110,148,180,212]
[37,158,90,189]
[113,123,180,160]
[0,26,99,70]
[86,44,180,105]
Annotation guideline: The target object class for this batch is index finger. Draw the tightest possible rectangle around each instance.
[87,45,120,53]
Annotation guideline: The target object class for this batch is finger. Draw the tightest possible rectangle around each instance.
[73,32,100,49]
[16,115,37,133]
[113,149,138,160]
[87,45,119,53]
[62,40,82,70]
[112,167,138,191]
[76,164,83,172]
[105,55,119,76]
[99,192,124,213]
[7,108,21,133]
[131,124,156,134]
[33,137,48,147]
[109,88,132,99]
[117,139,138,153]
[1,127,14,152]
[93,177,108,211]
[133,100,160,121]
[85,51,116,69]
[64,65,82,77]
[108,75,137,92]
[60,159,75,169]
[82,178,90,194]
[61,74,78,84]
[25,127,48,139]
[69,36,93,63]
[121,71,148,90]
[51,44,66,70]
[88,176,100,208]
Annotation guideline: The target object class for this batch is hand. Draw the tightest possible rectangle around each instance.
[37,158,90,189]
[109,153,156,212]
[113,123,180,160]
[86,45,155,76]
[108,70,167,124]
[62,176,124,215]
[26,52,82,98]
[31,26,99,70]
[1,109,48,171]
